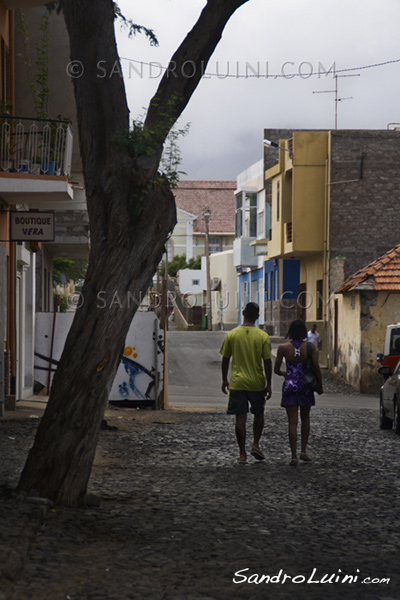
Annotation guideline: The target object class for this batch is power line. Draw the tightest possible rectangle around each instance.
[119,56,400,79]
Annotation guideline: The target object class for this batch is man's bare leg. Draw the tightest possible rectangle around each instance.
[251,412,265,459]
[235,413,247,462]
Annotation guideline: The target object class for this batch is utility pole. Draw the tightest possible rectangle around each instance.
[204,206,212,331]
[159,246,169,410]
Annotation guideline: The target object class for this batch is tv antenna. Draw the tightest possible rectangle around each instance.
[313,72,360,129]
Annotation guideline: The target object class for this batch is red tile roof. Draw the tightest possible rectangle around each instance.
[336,243,400,292]
[173,181,236,234]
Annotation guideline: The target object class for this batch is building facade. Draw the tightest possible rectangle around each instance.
[0,1,88,408]
[234,159,266,325]
[262,128,400,376]
[172,180,235,260]
[335,244,400,393]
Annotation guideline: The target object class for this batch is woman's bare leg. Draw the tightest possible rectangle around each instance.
[286,406,298,463]
[300,406,311,460]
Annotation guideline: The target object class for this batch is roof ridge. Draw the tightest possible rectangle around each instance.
[336,242,400,293]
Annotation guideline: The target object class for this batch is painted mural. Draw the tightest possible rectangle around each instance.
[34,312,164,405]
[109,313,164,404]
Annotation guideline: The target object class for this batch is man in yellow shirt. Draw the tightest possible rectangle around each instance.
[220,302,272,463]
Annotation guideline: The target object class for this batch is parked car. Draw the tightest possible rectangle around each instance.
[377,322,400,372]
[379,360,400,433]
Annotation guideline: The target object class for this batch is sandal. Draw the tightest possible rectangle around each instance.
[250,448,265,461]
[300,453,312,462]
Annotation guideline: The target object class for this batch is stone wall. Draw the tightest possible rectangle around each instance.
[264,298,298,337]
[329,130,400,282]
[329,256,349,294]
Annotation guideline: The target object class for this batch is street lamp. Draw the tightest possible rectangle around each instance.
[263,139,292,160]
[263,139,291,153]
[204,206,212,331]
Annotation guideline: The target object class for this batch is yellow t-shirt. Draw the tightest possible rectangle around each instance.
[219,326,271,391]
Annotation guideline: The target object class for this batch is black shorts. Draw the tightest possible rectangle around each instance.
[227,389,265,416]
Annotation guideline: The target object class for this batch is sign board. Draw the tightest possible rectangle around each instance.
[10,211,55,242]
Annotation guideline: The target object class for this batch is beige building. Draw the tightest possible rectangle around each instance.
[263,128,400,377]
[335,244,400,393]
[264,131,329,357]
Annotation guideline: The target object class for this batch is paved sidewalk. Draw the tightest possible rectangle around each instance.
[1,400,399,600]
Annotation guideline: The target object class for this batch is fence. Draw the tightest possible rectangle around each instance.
[0,115,73,176]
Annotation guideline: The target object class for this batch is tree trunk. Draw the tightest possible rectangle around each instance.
[17,0,250,507]
[18,178,175,506]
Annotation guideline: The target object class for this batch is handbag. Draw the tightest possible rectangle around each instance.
[304,342,320,392]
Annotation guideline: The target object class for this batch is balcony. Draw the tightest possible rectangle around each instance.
[233,237,258,268]
[250,238,269,257]
[0,116,74,207]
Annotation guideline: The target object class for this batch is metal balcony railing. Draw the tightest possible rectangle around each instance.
[0,115,73,176]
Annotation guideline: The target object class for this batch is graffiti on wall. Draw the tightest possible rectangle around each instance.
[109,314,164,404]
[117,331,164,401]
[34,312,164,405]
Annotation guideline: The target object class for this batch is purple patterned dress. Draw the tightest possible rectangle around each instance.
[280,340,315,407]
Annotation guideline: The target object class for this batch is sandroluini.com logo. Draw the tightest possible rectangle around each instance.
[233,568,390,585]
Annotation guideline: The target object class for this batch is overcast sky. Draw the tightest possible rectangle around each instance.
[115,0,400,181]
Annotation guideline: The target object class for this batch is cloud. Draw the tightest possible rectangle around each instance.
[116,0,400,180]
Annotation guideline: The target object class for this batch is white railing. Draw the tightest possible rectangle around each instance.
[0,116,73,176]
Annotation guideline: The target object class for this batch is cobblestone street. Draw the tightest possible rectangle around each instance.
[1,398,399,600]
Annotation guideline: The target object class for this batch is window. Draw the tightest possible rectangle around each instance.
[266,272,271,301]
[257,211,264,239]
[208,237,221,255]
[276,180,280,222]
[390,328,400,355]
[265,202,271,239]
[245,193,257,237]
[316,280,323,320]
[286,222,293,243]
[235,194,243,238]
[274,268,279,301]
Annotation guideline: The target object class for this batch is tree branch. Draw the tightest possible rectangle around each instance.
[145,0,250,141]
[113,3,158,46]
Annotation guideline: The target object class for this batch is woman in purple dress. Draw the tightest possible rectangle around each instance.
[274,320,323,465]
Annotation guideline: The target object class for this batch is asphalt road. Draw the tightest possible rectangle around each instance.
[167,329,378,411]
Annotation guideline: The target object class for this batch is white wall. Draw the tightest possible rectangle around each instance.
[170,208,195,259]
[237,159,264,190]
[34,312,164,403]
[178,268,206,296]
[210,250,238,328]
